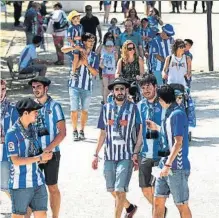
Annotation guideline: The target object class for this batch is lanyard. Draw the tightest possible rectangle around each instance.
[17,119,40,157]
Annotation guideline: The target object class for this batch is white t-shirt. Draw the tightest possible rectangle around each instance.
[101,48,116,75]
[167,54,187,87]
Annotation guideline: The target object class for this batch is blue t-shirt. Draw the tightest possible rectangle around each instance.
[19,44,37,70]
[117,31,143,48]
[68,51,99,91]
[37,96,65,152]
[159,104,190,170]
[0,101,19,161]
[6,121,45,189]
[147,16,159,29]
[184,50,193,60]
[138,98,165,159]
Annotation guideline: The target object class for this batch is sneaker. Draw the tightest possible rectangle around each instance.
[79,130,85,140]
[73,130,79,141]
[124,205,138,218]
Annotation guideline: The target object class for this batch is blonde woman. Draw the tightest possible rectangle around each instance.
[115,40,144,83]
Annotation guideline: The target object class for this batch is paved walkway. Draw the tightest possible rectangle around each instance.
[1,2,219,218]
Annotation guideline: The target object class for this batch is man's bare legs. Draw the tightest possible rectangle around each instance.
[48,184,61,218]
[111,192,131,209]
[114,192,126,218]
[177,204,192,218]
[153,197,166,218]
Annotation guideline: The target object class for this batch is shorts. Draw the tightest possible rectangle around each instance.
[10,184,48,215]
[154,169,190,205]
[153,70,163,85]
[139,158,159,188]
[39,151,60,186]
[69,87,92,111]
[0,161,10,191]
[104,160,133,192]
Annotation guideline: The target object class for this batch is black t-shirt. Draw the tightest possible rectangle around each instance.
[80,15,100,36]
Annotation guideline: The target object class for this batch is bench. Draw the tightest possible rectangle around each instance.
[7,56,38,81]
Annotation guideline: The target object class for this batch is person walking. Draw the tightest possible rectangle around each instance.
[13,1,22,27]
[115,40,145,82]
[80,5,102,51]
[133,75,167,217]
[27,76,66,218]
[6,97,53,218]
[149,24,175,85]
[62,33,99,141]
[47,2,68,65]
[162,39,192,87]
[147,85,192,218]
[0,79,19,198]
[92,77,142,218]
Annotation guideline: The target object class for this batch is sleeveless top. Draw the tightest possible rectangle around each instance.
[121,57,140,81]
[167,54,187,87]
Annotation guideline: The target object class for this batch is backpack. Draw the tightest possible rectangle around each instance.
[53,12,69,32]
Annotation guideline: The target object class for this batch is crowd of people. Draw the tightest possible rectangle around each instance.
[1,1,198,218]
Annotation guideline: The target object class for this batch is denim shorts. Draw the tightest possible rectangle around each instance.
[0,161,10,191]
[69,87,92,111]
[104,160,133,192]
[154,169,190,205]
[10,185,48,215]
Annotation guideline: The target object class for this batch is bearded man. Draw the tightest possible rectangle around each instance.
[92,77,142,218]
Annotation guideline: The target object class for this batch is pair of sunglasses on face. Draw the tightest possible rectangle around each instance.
[127,45,135,51]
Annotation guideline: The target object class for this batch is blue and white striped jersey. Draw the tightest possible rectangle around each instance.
[150,35,174,72]
[138,98,165,159]
[98,101,141,161]
[108,26,121,38]
[68,51,99,91]
[67,24,84,46]
[6,121,44,189]
[37,96,65,152]
[159,103,190,170]
[0,101,19,161]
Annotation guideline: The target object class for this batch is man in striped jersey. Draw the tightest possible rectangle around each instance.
[67,33,99,141]
[28,76,66,218]
[149,24,175,85]
[6,97,53,218]
[0,80,19,197]
[92,77,142,218]
[133,75,167,216]
[147,85,192,218]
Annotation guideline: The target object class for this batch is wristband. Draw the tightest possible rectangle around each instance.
[94,154,102,160]
[164,164,171,168]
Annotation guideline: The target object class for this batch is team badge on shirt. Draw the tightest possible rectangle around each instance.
[8,142,15,152]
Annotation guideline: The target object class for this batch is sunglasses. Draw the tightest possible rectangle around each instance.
[127,47,135,51]
[114,87,125,91]
[177,96,183,99]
